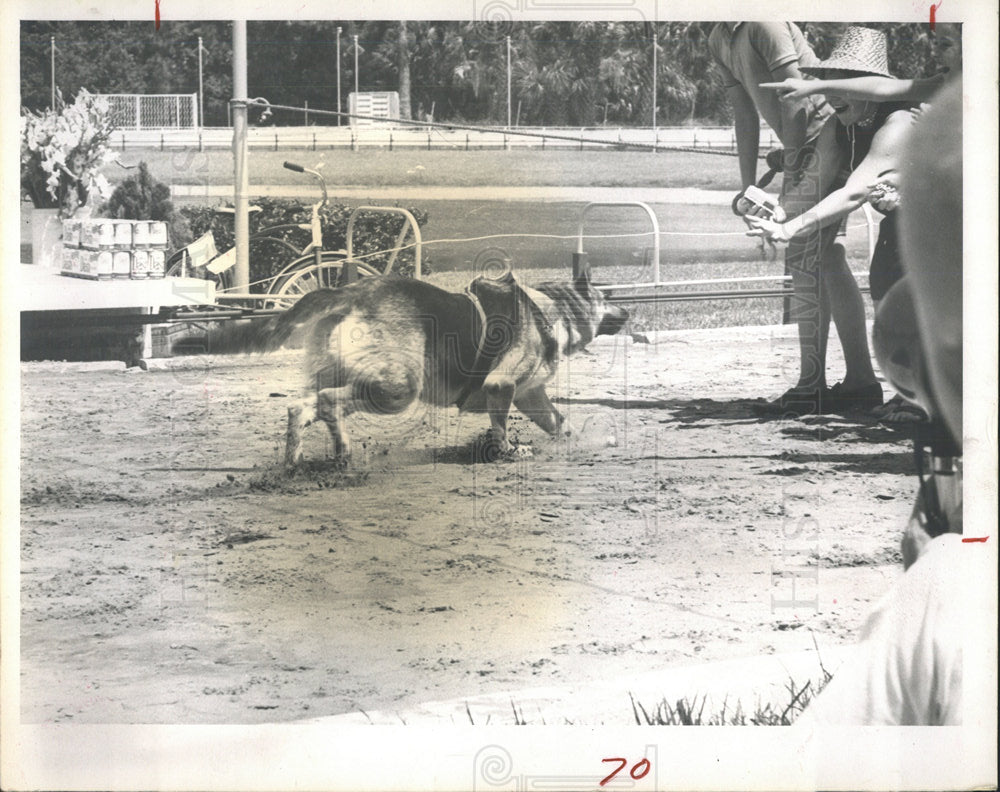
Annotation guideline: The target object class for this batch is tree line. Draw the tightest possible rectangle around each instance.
[20,20,952,128]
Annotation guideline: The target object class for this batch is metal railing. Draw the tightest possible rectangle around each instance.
[108,125,775,152]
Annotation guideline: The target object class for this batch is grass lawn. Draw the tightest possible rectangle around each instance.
[109,146,745,191]
[100,146,877,331]
[354,198,875,332]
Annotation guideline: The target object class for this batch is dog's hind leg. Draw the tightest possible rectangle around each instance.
[286,396,318,468]
[513,385,569,437]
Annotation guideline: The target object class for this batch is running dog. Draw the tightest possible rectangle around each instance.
[191,270,628,466]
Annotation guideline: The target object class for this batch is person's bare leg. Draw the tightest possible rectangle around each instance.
[777,121,844,399]
[785,235,826,391]
[823,242,878,390]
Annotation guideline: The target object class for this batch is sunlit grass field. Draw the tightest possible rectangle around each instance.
[109,146,743,190]
[100,146,877,331]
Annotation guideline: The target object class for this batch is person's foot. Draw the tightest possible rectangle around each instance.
[753,385,830,417]
[826,381,883,413]
[873,393,928,424]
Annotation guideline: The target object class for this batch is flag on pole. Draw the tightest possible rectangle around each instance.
[183,232,219,271]
[206,246,236,275]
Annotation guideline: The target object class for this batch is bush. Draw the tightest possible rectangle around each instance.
[103,161,190,250]
[177,199,431,291]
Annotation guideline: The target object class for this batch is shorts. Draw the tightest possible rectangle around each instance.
[780,128,848,241]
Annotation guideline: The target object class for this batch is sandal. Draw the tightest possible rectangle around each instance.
[826,381,883,413]
[753,385,830,418]
[874,394,928,424]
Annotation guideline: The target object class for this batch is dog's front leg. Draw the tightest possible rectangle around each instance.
[513,385,568,437]
[482,376,516,454]
[316,386,351,463]
[286,396,318,468]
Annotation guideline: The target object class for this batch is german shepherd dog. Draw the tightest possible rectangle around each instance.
[193,270,628,466]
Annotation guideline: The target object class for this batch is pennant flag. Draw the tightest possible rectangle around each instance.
[184,232,219,270]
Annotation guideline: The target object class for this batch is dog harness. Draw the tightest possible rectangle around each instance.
[463,285,489,375]
[454,275,554,410]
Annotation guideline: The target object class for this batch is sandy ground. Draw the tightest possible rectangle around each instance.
[18,321,919,725]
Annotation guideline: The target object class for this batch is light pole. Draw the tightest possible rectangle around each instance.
[353,34,359,97]
[651,24,658,135]
[506,35,512,128]
[197,37,205,128]
[336,26,342,126]
[232,21,250,292]
[50,35,55,109]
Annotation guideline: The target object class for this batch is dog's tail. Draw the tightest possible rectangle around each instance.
[172,288,349,356]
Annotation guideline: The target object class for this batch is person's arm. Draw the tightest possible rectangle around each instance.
[747,110,912,242]
[760,73,947,104]
[728,84,760,189]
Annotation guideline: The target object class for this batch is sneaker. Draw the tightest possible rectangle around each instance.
[826,381,884,413]
[753,385,830,418]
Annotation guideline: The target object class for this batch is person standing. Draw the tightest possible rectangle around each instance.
[798,77,972,727]
[709,22,880,415]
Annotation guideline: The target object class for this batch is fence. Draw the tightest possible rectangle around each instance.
[100,93,198,130]
[109,125,777,152]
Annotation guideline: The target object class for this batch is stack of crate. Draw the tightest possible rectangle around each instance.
[60,219,169,281]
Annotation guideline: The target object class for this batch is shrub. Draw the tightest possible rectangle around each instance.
[178,199,431,291]
[103,161,190,250]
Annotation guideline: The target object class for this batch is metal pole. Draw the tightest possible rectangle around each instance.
[336,26,342,126]
[198,37,204,129]
[651,25,657,134]
[232,21,250,292]
[506,35,511,129]
[354,34,359,96]
[50,36,55,109]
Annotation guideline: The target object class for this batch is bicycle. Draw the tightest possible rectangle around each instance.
[165,161,383,309]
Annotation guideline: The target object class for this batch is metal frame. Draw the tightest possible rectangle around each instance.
[577,201,661,285]
[584,205,879,304]
[346,206,423,279]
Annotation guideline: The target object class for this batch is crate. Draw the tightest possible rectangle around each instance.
[150,322,198,358]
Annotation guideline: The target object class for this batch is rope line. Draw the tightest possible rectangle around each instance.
[245,98,765,158]
[215,221,873,295]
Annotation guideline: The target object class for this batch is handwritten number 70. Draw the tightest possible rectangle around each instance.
[600,757,651,786]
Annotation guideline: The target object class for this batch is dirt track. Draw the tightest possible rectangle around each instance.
[18,323,918,724]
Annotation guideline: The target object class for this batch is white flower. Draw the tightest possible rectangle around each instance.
[20,90,115,215]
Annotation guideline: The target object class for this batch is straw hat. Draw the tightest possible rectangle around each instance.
[802,26,894,78]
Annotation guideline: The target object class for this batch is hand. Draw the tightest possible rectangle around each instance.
[910,102,932,125]
[758,78,818,102]
[732,190,754,217]
[745,215,791,244]
[867,171,901,213]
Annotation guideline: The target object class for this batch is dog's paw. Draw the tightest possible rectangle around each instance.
[474,430,529,463]
[511,444,534,460]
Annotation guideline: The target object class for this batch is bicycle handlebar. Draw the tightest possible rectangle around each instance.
[284,161,328,207]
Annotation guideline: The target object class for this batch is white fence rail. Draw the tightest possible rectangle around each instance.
[109,125,778,152]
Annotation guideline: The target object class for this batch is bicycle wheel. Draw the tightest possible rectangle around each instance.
[263,252,380,310]
[248,234,304,294]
